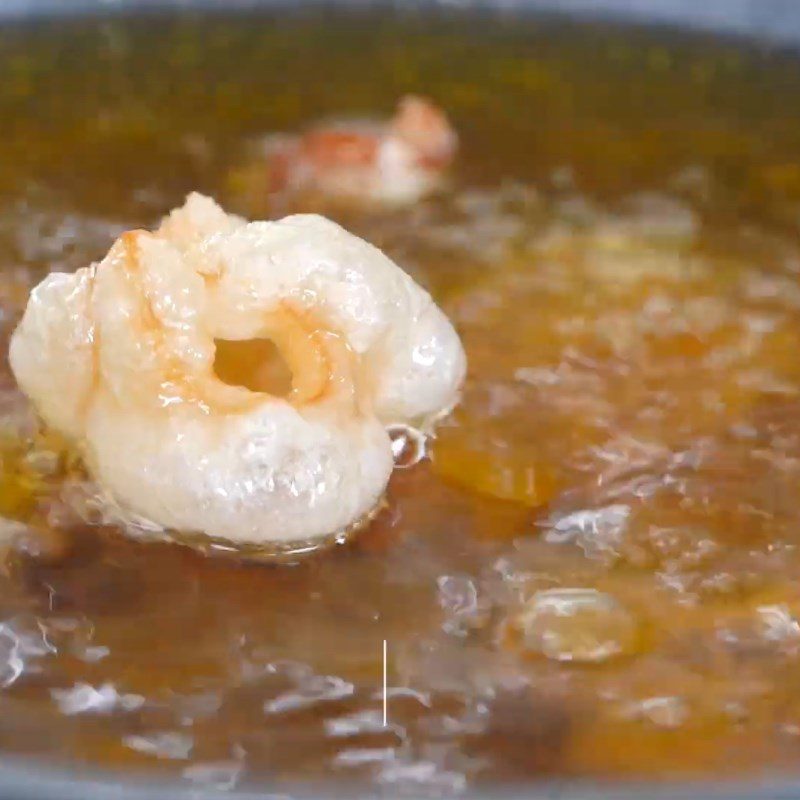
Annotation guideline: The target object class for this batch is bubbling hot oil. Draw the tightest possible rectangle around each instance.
[1,9,800,793]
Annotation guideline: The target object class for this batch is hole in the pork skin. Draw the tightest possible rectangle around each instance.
[388,424,427,468]
[213,338,293,398]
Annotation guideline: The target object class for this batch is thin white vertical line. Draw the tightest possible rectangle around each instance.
[382,639,388,727]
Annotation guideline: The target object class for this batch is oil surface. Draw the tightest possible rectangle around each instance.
[2,8,800,793]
